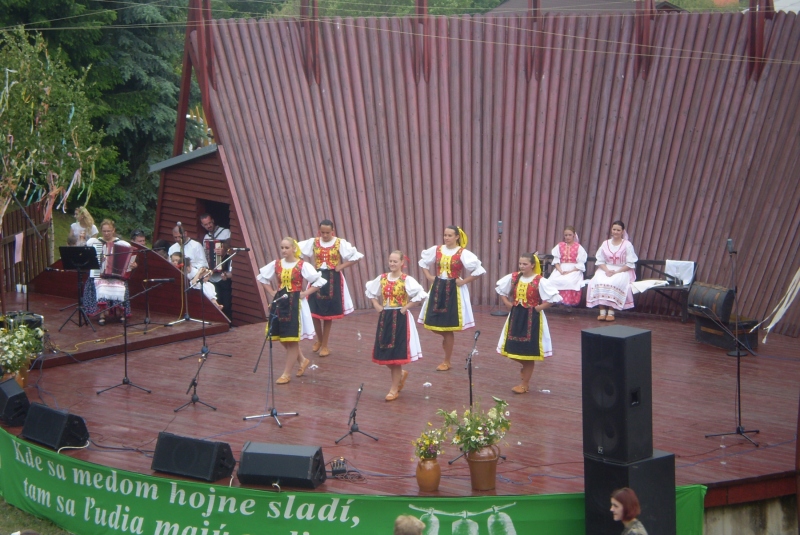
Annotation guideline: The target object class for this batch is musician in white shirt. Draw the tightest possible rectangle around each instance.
[82,219,132,325]
[200,214,233,321]
[168,225,207,270]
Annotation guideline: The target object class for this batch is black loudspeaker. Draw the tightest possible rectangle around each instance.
[584,450,676,535]
[582,326,652,463]
[0,378,30,427]
[151,432,235,482]
[237,442,326,489]
[21,403,89,449]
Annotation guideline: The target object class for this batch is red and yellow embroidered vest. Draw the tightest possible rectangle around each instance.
[275,259,305,292]
[435,247,464,279]
[313,237,341,269]
[510,272,542,308]
[380,274,408,307]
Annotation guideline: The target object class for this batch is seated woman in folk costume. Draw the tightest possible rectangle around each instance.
[586,220,638,321]
[547,226,588,306]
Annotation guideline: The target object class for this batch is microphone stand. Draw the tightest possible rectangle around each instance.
[96,283,164,396]
[449,332,484,464]
[490,222,508,316]
[336,383,378,443]
[244,297,298,427]
[178,269,232,361]
[167,232,205,326]
[702,242,759,447]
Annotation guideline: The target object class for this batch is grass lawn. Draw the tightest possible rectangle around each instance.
[0,497,71,535]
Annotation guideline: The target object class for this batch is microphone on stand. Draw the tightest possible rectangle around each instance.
[272,294,289,303]
[143,278,176,283]
[177,221,185,237]
[474,330,481,341]
[230,247,250,252]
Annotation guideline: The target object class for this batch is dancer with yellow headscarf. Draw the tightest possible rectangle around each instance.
[257,237,327,384]
[496,252,562,394]
[418,225,486,371]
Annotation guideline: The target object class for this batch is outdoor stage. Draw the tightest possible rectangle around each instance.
[2,294,797,500]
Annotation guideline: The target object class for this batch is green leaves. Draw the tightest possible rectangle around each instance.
[0,27,110,223]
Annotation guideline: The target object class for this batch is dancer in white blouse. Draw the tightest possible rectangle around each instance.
[418,226,485,371]
[496,253,562,394]
[298,219,363,358]
[586,221,638,321]
[365,251,428,401]
[547,226,588,306]
[257,238,327,384]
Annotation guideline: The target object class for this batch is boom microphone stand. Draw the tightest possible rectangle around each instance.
[704,238,759,447]
[244,296,298,427]
[336,383,378,443]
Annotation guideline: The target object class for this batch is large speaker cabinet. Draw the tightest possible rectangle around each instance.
[237,442,326,489]
[581,326,653,464]
[584,450,676,535]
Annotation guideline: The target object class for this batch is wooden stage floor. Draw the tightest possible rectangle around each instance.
[3,302,798,498]
[2,292,229,367]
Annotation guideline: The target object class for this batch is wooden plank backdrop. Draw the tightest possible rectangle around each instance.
[156,11,800,336]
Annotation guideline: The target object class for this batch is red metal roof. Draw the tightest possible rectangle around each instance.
[192,12,800,335]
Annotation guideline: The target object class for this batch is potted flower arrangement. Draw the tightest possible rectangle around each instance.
[438,397,510,490]
[0,324,44,387]
[413,423,447,491]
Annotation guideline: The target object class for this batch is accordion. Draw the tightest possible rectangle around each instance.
[204,239,229,273]
[100,242,134,280]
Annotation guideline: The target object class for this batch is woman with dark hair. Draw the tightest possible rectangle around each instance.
[365,251,427,401]
[610,487,648,535]
[547,226,588,306]
[257,237,327,384]
[496,252,562,393]
[418,225,485,371]
[298,219,363,358]
[586,220,638,321]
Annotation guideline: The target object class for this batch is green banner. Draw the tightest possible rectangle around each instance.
[0,429,704,534]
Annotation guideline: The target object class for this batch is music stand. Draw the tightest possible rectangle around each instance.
[59,246,100,332]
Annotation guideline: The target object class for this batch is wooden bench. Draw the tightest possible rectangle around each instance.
[538,255,695,321]
[634,260,697,322]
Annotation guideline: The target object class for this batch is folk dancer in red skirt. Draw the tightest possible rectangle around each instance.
[418,226,485,371]
[257,237,327,384]
[365,251,428,401]
[298,219,363,357]
[496,252,562,394]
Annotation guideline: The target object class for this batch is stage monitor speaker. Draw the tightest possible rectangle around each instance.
[584,450,676,535]
[151,432,235,482]
[582,326,652,463]
[21,403,89,450]
[237,442,326,489]
[0,378,30,427]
